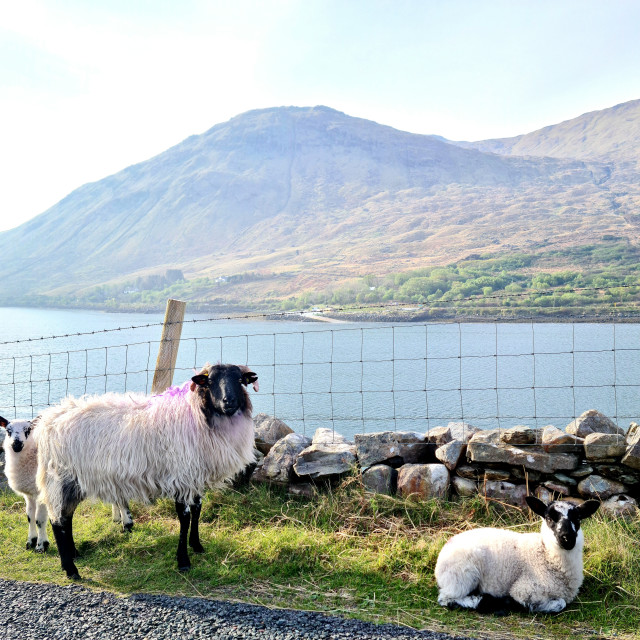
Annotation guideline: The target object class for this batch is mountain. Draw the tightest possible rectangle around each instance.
[0,103,639,307]
[457,99,640,163]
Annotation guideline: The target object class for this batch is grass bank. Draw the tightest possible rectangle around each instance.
[0,480,638,640]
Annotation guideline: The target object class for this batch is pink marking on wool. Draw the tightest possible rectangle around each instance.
[148,380,191,406]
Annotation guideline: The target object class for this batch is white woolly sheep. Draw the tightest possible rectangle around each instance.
[1,417,50,552]
[435,496,600,614]
[35,363,258,579]
[0,416,133,553]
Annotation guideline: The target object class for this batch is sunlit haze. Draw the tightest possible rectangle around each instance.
[2,0,640,231]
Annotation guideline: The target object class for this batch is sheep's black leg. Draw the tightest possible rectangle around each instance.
[175,500,192,572]
[476,594,528,616]
[51,515,80,580]
[67,512,79,559]
[51,478,84,579]
[189,495,204,554]
[25,495,38,550]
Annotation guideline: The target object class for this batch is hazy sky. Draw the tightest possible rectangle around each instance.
[2,0,640,232]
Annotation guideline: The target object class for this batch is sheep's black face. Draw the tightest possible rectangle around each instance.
[526,495,600,551]
[192,364,258,420]
[545,502,581,550]
[210,365,246,416]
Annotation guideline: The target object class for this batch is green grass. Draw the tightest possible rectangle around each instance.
[1,480,638,639]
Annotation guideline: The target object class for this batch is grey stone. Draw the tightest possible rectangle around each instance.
[455,464,483,480]
[510,466,542,483]
[565,410,625,438]
[362,464,397,495]
[253,414,294,455]
[584,432,627,461]
[577,475,626,500]
[467,437,579,474]
[600,494,638,520]
[452,476,477,497]
[569,464,594,478]
[594,464,638,483]
[397,463,449,499]
[541,425,584,453]
[446,421,481,443]
[481,480,528,508]
[354,431,432,470]
[425,426,451,445]
[0,449,6,491]
[467,429,504,445]
[553,473,578,486]
[288,483,317,498]
[293,442,357,479]
[312,427,351,445]
[622,439,640,471]
[500,425,539,446]
[535,485,557,504]
[626,422,640,446]
[253,432,311,484]
[542,481,571,496]
[435,440,466,470]
[484,469,511,482]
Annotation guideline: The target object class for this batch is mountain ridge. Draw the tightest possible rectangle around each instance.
[456,99,640,163]
[1,102,639,307]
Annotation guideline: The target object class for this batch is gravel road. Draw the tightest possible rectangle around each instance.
[0,578,474,640]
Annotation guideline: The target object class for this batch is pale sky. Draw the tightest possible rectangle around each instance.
[2,0,640,232]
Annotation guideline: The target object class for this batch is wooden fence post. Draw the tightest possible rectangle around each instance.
[152,298,187,394]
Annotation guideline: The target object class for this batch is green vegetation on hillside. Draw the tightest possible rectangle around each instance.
[5,242,640,319]
[0,482,638,639]
[284,242,640,318]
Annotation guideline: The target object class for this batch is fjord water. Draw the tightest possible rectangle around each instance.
[1,307,640,440]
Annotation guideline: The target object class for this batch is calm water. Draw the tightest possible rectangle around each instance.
[2,307,640,439]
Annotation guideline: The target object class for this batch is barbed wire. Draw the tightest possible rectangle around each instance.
[1,321,637,438]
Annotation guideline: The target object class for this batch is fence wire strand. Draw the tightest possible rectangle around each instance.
[1,320,638,439]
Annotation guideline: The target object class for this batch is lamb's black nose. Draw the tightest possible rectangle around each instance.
[12,441,23,453]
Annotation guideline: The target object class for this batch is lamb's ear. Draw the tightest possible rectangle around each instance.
[525,495,548,517]
[240,368,259,392]
[0,416,8,429]
[578,499,600,520]
[190,374,209,390]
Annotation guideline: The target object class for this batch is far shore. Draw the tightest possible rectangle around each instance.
[3,302,640,324]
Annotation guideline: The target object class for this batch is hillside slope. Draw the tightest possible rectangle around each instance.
[0,104,638,306]
[461,100,640,163]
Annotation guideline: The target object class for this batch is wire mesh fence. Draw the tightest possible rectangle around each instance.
[1,317,639,441]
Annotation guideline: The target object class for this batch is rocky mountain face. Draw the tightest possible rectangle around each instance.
[458,99,640,163]
[1,102,639,303]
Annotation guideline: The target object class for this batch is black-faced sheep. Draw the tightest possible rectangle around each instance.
[435,496,600,614]
[35,363,258,579]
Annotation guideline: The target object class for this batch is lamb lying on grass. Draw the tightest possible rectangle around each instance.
[1,416,132,552]
[35,363,258,579]
[435,496,600,614]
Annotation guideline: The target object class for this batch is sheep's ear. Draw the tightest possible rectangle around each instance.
[0,416,8,428]
[191,374,209,388]
[525,495,548,517]
[578,499,600,520]
[241,370,259,392]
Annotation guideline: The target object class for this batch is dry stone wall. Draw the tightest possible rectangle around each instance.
[250,410,640,518]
